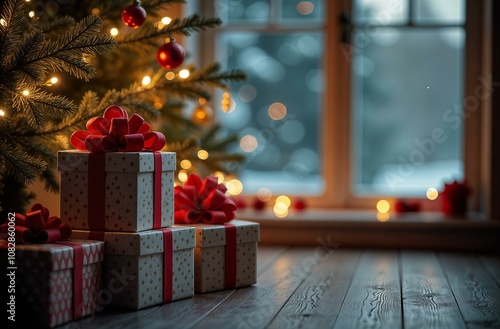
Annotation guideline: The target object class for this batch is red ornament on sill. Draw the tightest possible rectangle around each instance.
[252,198,266,211]
[440,180,471,216]
[234,197,247,210]
[122,2,147,28]
[395,200,421,213]
[293,198,307,212]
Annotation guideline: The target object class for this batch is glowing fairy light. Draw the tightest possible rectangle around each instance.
[142,76,151,86]
[180,159,192,170]
[197,149,209,160]
[110,28,119,36]
[161,17,172,25]
[165,72,175,80]
[22,90,29,96]
[179,69,190,79]
[426,187,439,200]
[376,200,390,213]
[50,77,58,84]
[29,11,35,18]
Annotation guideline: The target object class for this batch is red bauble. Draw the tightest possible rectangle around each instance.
[234,197,247,210]
[441,181,470,216]
[252,198,266,211]
[395,200,421,213]
[122,3,147,28]
[293,198,307,212]
[157,41,185,69]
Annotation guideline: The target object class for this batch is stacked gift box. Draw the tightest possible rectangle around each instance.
[1,106,259,327]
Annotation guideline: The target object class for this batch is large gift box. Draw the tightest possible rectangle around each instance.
[72,225,195,310]
[0,239,105,328]
[58,150,176,232]
[190,220,259,293]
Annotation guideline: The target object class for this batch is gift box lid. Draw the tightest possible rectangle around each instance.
[191,220,260,248]
[72,226,195,256]
[0,239,105,271]
[57,150,176,173]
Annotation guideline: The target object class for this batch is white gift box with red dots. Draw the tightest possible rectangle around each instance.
[58,150,176,232]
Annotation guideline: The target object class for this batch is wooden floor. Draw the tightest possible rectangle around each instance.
[69,246,500,329]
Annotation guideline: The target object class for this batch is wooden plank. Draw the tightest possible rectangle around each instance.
[267,249,361,329]
[190,247,331,329]
[74,306,160,329]
[257,245,289,274]
[333,250,402,329]
[478,255,500,287]
[439,253,500,328]
[401,251,466,329]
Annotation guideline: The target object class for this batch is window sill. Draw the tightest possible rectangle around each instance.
[236,209,500,253]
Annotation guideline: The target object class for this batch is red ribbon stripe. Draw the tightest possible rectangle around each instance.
[153,153,163,229]
[88,153,106,231]
[223,224,237,289]
[56,241,84,320]
[159,229,173,303]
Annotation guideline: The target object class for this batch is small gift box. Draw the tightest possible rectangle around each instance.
[0,239,105,328]
[0,204,105,328]
[72,225,195,310]
[174,174,259,293]
[190,220,259,293]
[58,105,176,232]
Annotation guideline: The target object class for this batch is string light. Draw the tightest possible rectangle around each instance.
[50,77,58,84]
[161,17,172,25]
[0,109,5,116]
[165,72,175,80]
[197,149,209,160]
[110,28,119,36]
[0,19,6,26]
[91,8,100,15]
[273,203,289,218]
[22,90,29,96]
[142,75,151,86]
[226,179,243,196]
[221,92,231,112]
[28,11,35,18]
[180,159,192,170]
[178,170,188,182]
[276,195,291,207]
[153,102,163,109]
[179,69,190,79]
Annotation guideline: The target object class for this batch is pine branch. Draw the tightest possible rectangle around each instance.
[117,14,222,46]
[0,140,47,184]
[39,15,76,35]
[0,0,26,66]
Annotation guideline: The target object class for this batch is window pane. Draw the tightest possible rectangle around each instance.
[217,0,270,24]
[217,32,324,195]
[351,28,465,196]
[414,0,465,24]
[278,0,325,24]
[353,0,409,25]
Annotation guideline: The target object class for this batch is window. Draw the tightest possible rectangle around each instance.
[194,0,485,211]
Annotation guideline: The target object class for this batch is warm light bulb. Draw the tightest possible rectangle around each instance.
[50,77,58,84]
[28,11,35,18]
[226,179,243,196]
[276,195,291,207]
[22,90,29,96]
[426,187,439,200]
[376,212,390,222]
[165,72,175,80]
[161,17,172,25]
[0,19,6,26]
[376,200,390,213]
[180,159,192,170]
[91,8,100,15]
[197,149,209,160]
[0,109,5,116]
[110,28,118,36]
[142,76,151,86]
[178,170,188,182]
[179,69,190,79]
[273,203,289,218]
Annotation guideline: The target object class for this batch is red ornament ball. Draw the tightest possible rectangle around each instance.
[252,198,266,211]
[122,4,147,28]
[157,41,185,69]
[293,198,307,211]
[234,197,247,210]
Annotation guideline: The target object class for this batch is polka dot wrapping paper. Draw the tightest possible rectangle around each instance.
[185,220,260,293]
[0,239,105,328]
[72,225,195,310]
[57,151,176,232]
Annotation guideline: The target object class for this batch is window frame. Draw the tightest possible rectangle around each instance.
[193,0,490,214]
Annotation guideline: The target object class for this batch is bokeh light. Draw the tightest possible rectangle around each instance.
[297,2,314,15]
[110,28,118,36]
[179,69,190,79]
[268,102,287,120]
[142,76,151,86]
[165,72,175,80]
[213,171,225,184]
[178,170,188,182]
[273,202,289,218]
[240,135,258,152]
[226,179,244,196]
[197,149,209,160]
[426,187,439,200]
[376,200,390,213]
[257,188,272,201]
[276,195,291,207]
[376,212,390,222]
[180,159,192,170]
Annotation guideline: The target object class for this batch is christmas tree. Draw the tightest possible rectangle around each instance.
[0,0,246,217]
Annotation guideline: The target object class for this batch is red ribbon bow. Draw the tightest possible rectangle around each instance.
[174,174,237,224]
[0,204,72,244]
[70,105,166,152]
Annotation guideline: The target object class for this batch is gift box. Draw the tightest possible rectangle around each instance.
[72,225,195,310]
[189,220,259,293]
[0,239,105,328]
[58,150,176,232]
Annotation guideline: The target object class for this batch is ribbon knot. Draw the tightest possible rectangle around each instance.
[174,174,237,224]
[70,105,166,152]
[0,203,72,244]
